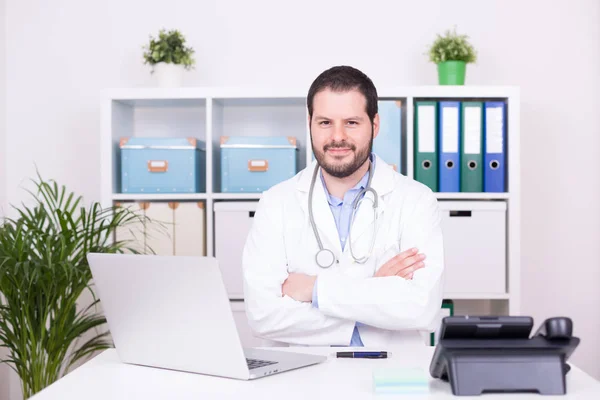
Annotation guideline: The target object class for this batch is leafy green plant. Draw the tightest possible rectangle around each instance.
[428,26,477,64]
[142,28,196,70]
[0,173,147,398]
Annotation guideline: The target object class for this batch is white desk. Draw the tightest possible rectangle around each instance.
[31,346,600,399]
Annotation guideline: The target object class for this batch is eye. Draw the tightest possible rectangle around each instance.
[347,120,358,126]
[319,121,330,126]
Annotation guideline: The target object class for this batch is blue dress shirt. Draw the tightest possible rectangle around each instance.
[311,156,374,346]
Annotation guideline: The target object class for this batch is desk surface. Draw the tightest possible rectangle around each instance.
[31,346,600,399]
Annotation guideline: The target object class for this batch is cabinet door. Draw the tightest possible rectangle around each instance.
[439,201,506,295]
[214,202,257,299]
[114,202,146,254]
[144,202,174,256]
[173,202,206,256]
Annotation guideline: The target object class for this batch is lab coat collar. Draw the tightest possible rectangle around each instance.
[297,153,396,197]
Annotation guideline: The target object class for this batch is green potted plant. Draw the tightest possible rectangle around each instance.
[0,173,148,398]
[142,28,196,87]
[428,27,477,85]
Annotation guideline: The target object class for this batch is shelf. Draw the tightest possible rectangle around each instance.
[435,193,509,200]
[212,97,305,107]
[111,190,507,203]
[444,293,510,300]
[112,193,208,201]
[113,98,206,108]
[212,193,262,200]
[381,85,519,99]
[103,85,519,102]
[110,192,507,201]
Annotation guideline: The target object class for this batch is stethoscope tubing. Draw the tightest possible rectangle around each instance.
[308,161,378,268]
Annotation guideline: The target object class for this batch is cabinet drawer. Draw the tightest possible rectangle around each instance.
[439,201,506,295]
[173,202,206,256]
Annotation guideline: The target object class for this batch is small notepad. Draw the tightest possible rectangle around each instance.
[372,367,430,394]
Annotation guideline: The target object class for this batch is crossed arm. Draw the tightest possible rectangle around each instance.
[282,247,427,302]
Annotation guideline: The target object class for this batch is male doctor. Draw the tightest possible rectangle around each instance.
[242,66,444,347]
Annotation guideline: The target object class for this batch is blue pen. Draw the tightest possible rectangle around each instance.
[336,351,389,359]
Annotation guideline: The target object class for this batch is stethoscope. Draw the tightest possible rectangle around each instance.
[308,161,379,268]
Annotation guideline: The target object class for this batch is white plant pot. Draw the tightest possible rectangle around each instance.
[153,62,185,88]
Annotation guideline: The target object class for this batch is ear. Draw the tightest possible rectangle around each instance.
[372,113,380,139]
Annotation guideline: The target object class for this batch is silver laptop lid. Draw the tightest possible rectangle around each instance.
[86,253,250,379]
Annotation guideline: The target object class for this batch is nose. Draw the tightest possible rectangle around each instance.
[331,122,348,142]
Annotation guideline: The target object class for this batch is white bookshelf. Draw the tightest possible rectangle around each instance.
[112,193,209,201]
[100,86,520,334]
[212,193,263,200]
[434,193,509,200]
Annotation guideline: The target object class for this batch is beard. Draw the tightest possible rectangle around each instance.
[311,127,374,179]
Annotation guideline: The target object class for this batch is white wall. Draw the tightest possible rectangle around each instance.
[3,0,600,396]
[0,0,7,397]
[0,0,5,218]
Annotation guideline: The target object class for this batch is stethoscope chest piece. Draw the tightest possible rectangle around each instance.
[316,249,336,268]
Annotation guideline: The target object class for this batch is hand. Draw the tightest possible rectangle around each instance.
[374,247,425,280]
[282,273,317,302]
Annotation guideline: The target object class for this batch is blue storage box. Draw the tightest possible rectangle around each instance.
[220,136,297,192]
[120,137,206,193]
[373,100,402,172]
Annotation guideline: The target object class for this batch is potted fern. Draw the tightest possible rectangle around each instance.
[0,173,147,398]
[428,27,477,85]
[142,28,196,87]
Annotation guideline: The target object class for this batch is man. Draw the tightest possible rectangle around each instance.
[242,66,444,347]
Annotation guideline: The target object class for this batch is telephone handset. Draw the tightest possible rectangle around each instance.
[534,317,574,373]
[534,316,573,340]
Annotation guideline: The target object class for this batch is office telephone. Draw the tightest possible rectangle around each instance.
[429,316,580,396]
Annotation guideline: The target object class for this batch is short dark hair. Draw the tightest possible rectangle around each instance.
[307,66,378,123]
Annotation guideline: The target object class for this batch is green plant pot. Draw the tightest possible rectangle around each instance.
[437,61,466,85]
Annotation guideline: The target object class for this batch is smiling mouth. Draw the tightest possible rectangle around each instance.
[326,148,352,154]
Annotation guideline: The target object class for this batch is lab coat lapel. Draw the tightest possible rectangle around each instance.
[296,160,342,255]
[349,155,394,245]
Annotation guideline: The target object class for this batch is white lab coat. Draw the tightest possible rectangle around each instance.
[242,154,445,348]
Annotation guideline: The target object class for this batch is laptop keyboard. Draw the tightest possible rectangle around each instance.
[246,358,278,370]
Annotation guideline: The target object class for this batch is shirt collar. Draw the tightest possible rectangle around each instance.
[320,153,375,206]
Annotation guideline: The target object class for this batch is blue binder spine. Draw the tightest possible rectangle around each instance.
[483,102,507,192]
[438,101,461,192]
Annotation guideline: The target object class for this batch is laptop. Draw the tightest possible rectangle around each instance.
[86,252,326,380]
